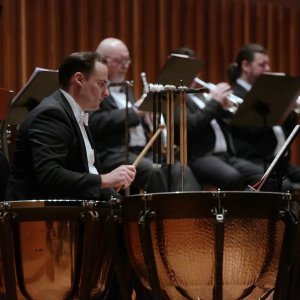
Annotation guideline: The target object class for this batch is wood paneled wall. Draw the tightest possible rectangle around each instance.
[1,0,300,162]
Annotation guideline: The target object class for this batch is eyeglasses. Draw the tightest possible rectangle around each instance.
[97,80,108,89]
[108,57,132,65]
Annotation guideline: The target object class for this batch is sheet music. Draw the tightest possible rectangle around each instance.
[8,67,58,125]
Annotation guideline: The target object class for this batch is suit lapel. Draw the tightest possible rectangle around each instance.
[233,83,248,99]
[53,90,90,171]
[84,124,94,148]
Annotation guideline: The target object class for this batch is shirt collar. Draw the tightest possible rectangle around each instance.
[109,85,124,93]
[60,89,85,123]
[236,78,252,92]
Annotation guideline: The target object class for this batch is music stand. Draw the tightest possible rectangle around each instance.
[138,55,203,191]
[139,54,203,112]
[7,67,58,125]
[249,124,300,191]
[231,74,300,127]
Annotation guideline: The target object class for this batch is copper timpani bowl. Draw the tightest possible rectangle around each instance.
[120,191,300,300]
[0,199,117,300]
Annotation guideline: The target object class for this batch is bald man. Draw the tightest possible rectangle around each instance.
[88,38,167,193]
[96,38,131,83]
[89,38,200,193]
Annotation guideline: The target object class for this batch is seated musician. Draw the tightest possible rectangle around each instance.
[228,43,300,191]
[6,52,136,201]
[89,38,200,193]
[173,47,264,190]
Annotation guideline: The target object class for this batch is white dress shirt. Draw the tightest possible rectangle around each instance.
[189,94,227,153]
[109,86,146,147]
[60,89,99,175]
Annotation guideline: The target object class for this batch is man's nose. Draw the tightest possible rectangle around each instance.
[104,87,109,97]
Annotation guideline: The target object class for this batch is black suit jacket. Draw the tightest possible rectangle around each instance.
[7,90,116,201]
[175,95,234,157]
[89,89,142,163]
[231,82,297,162]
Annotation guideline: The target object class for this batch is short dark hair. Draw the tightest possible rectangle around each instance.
[58,52,107,89]
[227,43,268,83]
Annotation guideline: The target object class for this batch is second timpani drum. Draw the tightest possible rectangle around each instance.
[119,191,300,300]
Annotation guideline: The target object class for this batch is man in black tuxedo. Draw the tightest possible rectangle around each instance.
[171,47,264,190]
[89,38,200,193]
[175,82,264,190]
[7,52,136,201]
[228,43,300,191]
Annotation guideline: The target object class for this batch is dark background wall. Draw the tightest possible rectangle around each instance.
[1,0,300,162]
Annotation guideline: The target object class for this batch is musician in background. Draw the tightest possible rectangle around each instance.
[89,38,200,193]
[173,47,264,190]
[6,52,136,201]
[228,43,300,191]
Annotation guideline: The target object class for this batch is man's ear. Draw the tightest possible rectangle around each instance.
[73,72,84,87]
[241,59,251,74]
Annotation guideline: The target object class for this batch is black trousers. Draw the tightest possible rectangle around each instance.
[161,162,201,192]
[130,147,201,192]
[98,151,168,193]
[190,153,264,191]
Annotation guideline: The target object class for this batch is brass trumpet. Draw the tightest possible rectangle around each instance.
[194,77,243,113]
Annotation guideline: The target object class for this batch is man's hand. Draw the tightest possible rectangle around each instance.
[100,165,136,190]
[210,82,233,110]
[133,106,146,118]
